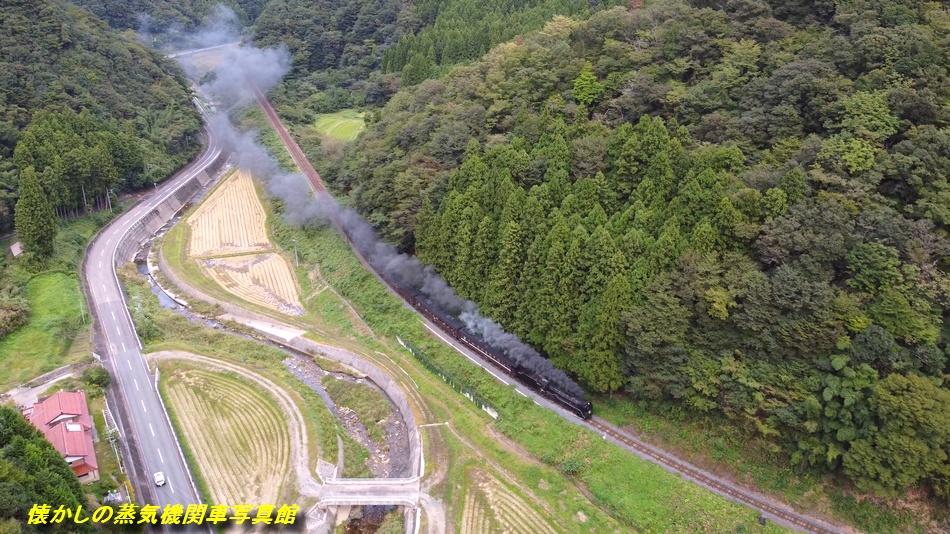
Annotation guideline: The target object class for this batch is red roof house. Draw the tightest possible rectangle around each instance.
[22,391,100,483]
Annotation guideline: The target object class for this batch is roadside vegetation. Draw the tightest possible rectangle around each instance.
[0,214,117,390]
[116,263,373,480]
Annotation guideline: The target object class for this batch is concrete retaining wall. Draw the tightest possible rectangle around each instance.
[115,161,225,263]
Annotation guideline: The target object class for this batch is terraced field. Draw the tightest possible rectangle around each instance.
[185,169,304,315]
[163,366,291,504]
[201,254,305,316]
[460,469,560,534]
[188,170,270,257]
[314,110,365,142]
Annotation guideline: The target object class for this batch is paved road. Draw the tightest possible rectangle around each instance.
[83,110,223,520]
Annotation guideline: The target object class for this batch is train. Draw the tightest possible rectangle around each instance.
[381,273,594,420]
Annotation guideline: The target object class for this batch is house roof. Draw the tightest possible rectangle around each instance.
[24,391,98,472]
[30,391,90,427]
[72,462,97,477]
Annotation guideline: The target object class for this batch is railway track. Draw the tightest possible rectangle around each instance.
[253,88,845,534]
[254,89,329,194]
[588,418,841,533]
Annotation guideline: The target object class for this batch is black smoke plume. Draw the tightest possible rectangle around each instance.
[176,35,587,401]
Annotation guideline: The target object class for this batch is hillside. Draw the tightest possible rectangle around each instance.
[68,0,268,32]
[254,0,626,117]
[0,0,203,232]
[327,0,949,510]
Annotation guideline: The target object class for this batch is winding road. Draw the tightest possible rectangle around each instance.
[82,105,223,529]
[79,72,844,533]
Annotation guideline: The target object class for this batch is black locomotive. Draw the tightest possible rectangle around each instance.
[382,273,593,420]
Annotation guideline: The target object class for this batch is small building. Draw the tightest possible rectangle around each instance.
[9,241,23,258]
[22,391,100,483]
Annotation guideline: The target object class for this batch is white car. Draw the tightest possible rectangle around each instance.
[153,472,166,486]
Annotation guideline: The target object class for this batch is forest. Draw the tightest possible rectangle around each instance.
[68,0,268,33]
[314,0,950,500]
[0,406,94,533]
[0,0,201,342]
[0,0,202,233]
[254,0,626,119]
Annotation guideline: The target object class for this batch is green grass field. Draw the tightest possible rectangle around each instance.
[0,272,86,389]
[314,110,365,142]
[0,212,116,391]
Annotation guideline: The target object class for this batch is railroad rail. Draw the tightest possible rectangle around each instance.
[588,418,841,533]
[254,89,375,270]
[253,88,845,534]
[255,89,328,194]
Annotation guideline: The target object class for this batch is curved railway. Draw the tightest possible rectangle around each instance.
[253,88,844,534]
[587,419,840,533]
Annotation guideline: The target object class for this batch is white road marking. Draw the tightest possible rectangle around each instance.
[120,341,126,351]
[158,448,164,463]
[134,379,139,391]
[114,327,121,336]
[169,481,174,494]
[127,360,132,370]
[149,423,155,436]
[141,399,147,413]
[98,260,102,269]
[110,311,116,321]
[517,390,528,397]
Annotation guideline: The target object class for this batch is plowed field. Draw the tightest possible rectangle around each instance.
[163,367,291,504]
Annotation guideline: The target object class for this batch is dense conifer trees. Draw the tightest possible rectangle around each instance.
[329,0,949,498]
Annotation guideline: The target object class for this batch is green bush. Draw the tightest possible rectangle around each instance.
[82,365,111,389]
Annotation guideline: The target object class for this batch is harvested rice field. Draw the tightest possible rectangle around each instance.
[460,469,561,534]
[201,254,305,316]
[185,170,304,315]
[188,170,270,257]
[162,365,292,505]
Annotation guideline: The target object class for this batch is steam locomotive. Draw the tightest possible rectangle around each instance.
[382,274,593,420]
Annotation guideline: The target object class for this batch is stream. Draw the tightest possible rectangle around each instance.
[130,172,410,532]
